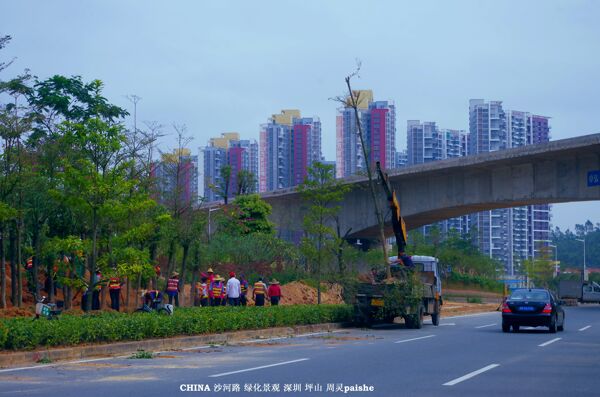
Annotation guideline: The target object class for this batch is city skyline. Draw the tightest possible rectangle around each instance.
[1,1,598,230]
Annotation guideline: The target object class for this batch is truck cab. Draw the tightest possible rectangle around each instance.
[582,281,600,303]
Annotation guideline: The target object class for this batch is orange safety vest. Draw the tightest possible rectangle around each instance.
[211,281,223,298]
[253,282,265,295]
[196,282,208,298]
[108,277,121,290]
[167,278,179,292]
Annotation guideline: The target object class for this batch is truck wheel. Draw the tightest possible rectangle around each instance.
[431,312,440,326]
[403,315,414,329]
[415,307,424,329]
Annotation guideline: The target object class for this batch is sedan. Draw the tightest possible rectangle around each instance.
[502,288,565,333]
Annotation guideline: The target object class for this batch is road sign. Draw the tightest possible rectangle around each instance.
[588,170,600,187]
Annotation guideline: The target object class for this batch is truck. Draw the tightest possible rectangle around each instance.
[353,163,443,328]
[354,255,442,328]
[558,280,600,304]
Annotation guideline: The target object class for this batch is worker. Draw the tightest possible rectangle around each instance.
[253,277,268,306]
[221,275,227,306]
[166,272,180,307]
[108,275,123,311]
[398,251,414,268]
[144,289,162,309]
[239,274,249,306]
[92,270,102,310]
[207,267,215,283]
[198,277,209,307]
[226,271,241,306]
[267,279,282,306]
[210,275,224,306]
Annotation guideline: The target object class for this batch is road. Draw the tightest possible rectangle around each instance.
[1,305,600,396]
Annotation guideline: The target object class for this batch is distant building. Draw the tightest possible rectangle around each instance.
[259,110,321,191]
[406,120,469,235]
[152,148,199,209]
[336,91,396,177]
[468,99,551,275]
[395,150,408,168]
[202,133,258,203]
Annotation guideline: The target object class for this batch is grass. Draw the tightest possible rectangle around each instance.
[466,297,483,304]
[128,349,153,359]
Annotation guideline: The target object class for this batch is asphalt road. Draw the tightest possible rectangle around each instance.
[1,305,600,397]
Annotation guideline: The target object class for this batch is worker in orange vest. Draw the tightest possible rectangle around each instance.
[253,277,268,306]
[197,276,209,307]
[166,272,180,307]
[210,275,224,306]
[108,276,123,311]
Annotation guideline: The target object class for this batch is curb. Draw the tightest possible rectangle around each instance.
[0,322,346,369]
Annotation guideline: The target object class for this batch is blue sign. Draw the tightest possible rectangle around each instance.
[589,170,600,187]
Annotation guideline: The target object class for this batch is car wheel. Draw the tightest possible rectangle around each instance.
[549,316,557,333]
[558,319,564,332]
[502,322,510,333]
[512,325,520,332]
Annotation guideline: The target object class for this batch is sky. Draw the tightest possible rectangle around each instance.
[1,0,599,231]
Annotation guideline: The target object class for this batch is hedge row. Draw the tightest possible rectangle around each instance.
[0,304,353,351]
[445,272,503,292]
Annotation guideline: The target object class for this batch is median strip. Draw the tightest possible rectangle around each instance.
[394,335,435,344]
[209,358,310,377]
[538,338,561,347]
[443,364,500,386]
[579,325,591,331]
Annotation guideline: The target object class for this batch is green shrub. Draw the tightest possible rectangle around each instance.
[0,304,352,351]
[466,297,483,304]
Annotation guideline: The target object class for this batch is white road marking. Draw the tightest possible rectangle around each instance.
[442,312,497,320]
[394,335,436,344]
[0,330,344,373]
[439,323,456,326]
[579,325,591,331]
[475,323,497,329]
[443,364,500,386]
[180,345,213,351]
[209,358,309,377]
[538,338,561,347]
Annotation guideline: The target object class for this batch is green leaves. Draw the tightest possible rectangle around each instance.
[0,305,353,350]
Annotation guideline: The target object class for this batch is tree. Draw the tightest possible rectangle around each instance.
[236,170,256,196]
[334,62,391,277]
[59,110,129,311]
[298,162,351,304]
[219,194,274,236]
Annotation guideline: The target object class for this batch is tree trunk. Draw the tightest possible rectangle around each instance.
[9,224,16,305]
[32,227,40,298]
[125,277,130,311]
[317,232,322,305]
[16,218,22,307]
[179,243,189,306]
[135,273,141,308]
[166,239,176,280]
[47,259,55,302]
[345,77,390,278]
[0,225,5,309]
[190,272,198,306]
[85,209,98,312]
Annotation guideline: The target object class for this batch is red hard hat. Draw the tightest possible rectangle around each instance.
[229,271,235,277]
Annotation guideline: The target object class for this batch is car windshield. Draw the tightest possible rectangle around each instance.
[509,290,549,301]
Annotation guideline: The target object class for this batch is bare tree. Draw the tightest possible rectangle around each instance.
[333,62,391,278]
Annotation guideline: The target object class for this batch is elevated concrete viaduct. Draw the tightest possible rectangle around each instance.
[263,133,600,239]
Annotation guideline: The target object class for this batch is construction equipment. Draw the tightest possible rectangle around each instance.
[353,163,443,327]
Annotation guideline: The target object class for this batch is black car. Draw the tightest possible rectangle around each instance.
[502,288,565,333]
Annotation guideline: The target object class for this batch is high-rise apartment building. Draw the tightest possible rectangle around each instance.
[203,133,258,203]
[152,148,199,209]
[406,120,468,234]
[259,110,321,192]
[469,99,551,274]
[336,91,396,177]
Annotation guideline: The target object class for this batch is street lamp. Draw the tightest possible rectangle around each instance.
[575,238,587,281]
[548,244,558,277]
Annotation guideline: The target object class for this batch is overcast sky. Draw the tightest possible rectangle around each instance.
[1,0,599,231]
